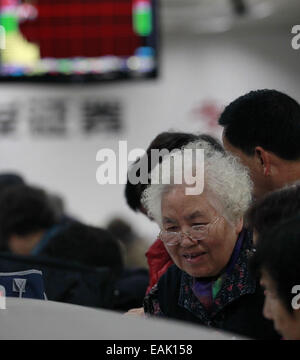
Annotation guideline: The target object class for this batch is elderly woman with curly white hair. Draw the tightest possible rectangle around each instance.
[142,140,280,340]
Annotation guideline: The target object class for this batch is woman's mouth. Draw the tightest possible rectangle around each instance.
[182,252,207,264]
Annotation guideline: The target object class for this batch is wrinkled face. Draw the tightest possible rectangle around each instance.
[222,133,270,200]
[161,185,242,278]
[260,271,300,340]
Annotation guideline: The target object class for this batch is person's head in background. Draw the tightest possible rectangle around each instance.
[0,185,58,255]
[106,217,149,269]
[47,192,78,225]
[219,89,300,199]
[246,182,300,245]
[251,217,300,340]
[0,173,25,194]
[107,217,135,247]
[125,131,225,216]
[41,222,124,276]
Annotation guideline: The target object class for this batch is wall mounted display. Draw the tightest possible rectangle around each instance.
[0,0,159,82]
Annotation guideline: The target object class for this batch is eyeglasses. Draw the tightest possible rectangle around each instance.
[159,217,221,246]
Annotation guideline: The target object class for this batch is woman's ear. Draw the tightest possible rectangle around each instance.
[235,217,244,234]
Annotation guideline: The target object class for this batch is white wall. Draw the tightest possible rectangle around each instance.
[0,28,299,241]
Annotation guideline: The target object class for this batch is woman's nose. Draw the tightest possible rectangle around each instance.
[180,232,198,247]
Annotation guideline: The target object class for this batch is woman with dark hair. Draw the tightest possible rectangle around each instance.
[251,216,300,340]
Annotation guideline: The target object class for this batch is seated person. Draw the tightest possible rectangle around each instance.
[246,181,300,244]
[0,185,59,254]
[41,222,123,276]
[251,216,300,340]
[41,222,149,311]
[142,140,279,339]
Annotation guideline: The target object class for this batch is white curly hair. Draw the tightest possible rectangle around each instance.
[141,139,253,227]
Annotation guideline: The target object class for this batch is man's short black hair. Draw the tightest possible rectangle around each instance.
[246,182,300,234]
[0,185,58,249]
[219,89,300,160]
[41,222,124,275]
[125,132,224,212]
[251,215,300,313]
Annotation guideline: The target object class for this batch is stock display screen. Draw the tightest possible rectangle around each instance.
[0,0,158,82]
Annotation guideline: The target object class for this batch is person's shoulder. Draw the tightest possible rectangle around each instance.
[144,265,183,315]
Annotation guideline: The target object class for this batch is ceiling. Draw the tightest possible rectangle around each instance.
[160,0,300,35]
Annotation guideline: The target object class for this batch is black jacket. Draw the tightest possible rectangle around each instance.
[0,252,115,309]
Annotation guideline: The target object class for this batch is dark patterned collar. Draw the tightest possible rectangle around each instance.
[178,229,257,323]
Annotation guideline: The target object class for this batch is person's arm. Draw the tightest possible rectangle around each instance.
[125,307,145,316]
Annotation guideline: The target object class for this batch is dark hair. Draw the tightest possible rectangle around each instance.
[0,173,25,194]
[219,89,300,160]
[125,132,224,212]
[246,182,300,234]
[41,222,123,275]
[250,215,300,313]
[0,185,58,249]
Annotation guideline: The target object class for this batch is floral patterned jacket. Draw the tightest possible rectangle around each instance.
[143,230,280,340]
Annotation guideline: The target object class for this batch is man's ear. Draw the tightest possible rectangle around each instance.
[254,146,271,176]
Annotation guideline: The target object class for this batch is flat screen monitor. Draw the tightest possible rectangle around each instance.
[0,0,158,82]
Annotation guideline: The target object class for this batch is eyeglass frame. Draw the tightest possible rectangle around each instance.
[159,216,222,246]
